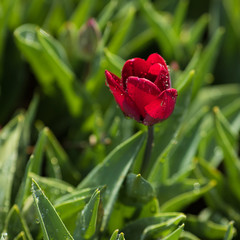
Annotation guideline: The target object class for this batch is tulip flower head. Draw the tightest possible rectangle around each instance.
[105,53,177,126]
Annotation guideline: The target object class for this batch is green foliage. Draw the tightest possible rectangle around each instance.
[0,0,240,240]
[31,179,73,240]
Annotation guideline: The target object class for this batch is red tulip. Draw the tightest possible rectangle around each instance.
[105,53,178,126]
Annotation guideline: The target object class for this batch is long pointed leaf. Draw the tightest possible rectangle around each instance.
[0,115,24,231]
[31,179,73,240]
[74,189,100,240]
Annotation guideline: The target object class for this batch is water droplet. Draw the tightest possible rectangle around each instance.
[193,182,200,193]
[1,233,8,239]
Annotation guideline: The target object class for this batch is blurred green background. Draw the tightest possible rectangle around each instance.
[0,0,239,129]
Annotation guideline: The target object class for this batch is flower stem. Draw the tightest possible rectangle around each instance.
[141,125,154,178]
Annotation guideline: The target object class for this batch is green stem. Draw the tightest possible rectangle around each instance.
[141,125,154,178]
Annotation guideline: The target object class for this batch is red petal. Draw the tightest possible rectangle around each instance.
[143,88,177,125]
[122,58,150,88]
[153,69,171,91]
[147,53,168,70]
[105,70,123,88]
[105,70,141,121]
[147,63,167,82]
[126,76,161,117]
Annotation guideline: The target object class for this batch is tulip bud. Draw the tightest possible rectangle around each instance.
[77,18,101,61]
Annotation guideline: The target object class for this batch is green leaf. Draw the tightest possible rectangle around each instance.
[70,0,96,28]
[54,188,96,224]
[98,0,118,30]
[123,213,185,240]
[188,14,209,51]
[78,131,145,231]
[192,84,240,165]
[4,205,33,240]
[191,28,225,98]
[45,129,80,183]
[160,181,216,212]
[31,179,73,240]
[213,106,240,201]
[213,107,237,147]
[12,95,39,207]
[110,229,119,240]
[172,0,189,35]
[124,173,155,205]
[196,158,240,225]
[14,24,82,116]
[108,3,136,53]
[176,47,200,89]
[55,196,91,223]
[139,197,160,219]
[36,28,82,116]
[104,48,125,76]
[0,115,24,232]
[109,230,126,240]
[18,94,39,160]
[224,221,236,240]
[185,215,232,239]
[119,29,154,58]
[13,231,27,240]
[138,0,179,60]
[148,70,195,183]
[109,230,119,240]
[0,0,16,65]
[162,224,184,240]
[55,188,96,205]
[180,231,200,240]
[14,24,55,91]
[140,217,183,240]
[29,173,74,203]
[223,0,240,37]
[16,128,48,207]
[167,106,207,182]
[118,232,125,240]
[74,189,100,239]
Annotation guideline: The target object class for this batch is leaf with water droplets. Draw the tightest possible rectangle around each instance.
[31,179,73,240]
[4,205,33,240]
[0,115,24,232]
[73,189,100,239]
[109,230,119,240]
[122,213,185,240]
[77,131,145,231]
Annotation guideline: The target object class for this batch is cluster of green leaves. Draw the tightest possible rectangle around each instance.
[0,0,240,239]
